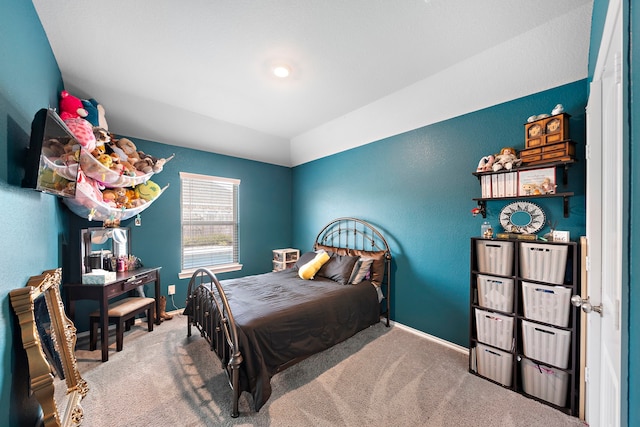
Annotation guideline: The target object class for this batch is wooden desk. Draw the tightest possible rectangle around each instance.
[64,267,162,362]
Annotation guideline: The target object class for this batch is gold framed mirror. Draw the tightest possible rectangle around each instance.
[10,268,88,426]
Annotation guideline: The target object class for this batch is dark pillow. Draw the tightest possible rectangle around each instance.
[317,253,360,285]
[348,258,374,285]
[294,251,319,270]
[316,244,387,287]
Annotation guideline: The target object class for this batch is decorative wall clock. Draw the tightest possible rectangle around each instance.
[499,201,546,234]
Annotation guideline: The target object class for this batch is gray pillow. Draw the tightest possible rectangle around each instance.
[317,253,360,285]
[294,251,318,270]
[348,258,374,284]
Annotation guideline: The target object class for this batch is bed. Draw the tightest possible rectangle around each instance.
[184,217,392,417]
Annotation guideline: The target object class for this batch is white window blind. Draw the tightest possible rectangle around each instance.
[180,172,241,275]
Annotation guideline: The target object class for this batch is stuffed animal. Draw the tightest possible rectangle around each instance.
[492,147,522,172]
[112,137,142,164]
[42,138,67,158]
[114,187,130,208]
[298,251,330,280]
[134,158,154,174]
[110,137,173,174]
[540,177,556,194]
[125,188,146,207]
[101,189,117,207]
[64,118,96,152]
[108,153,136,176]
[59,90,88,121]
[82,98,109,130]
[96,153,113,169]
[135,180,161,201]
[476,155,495,172]
[93,127,110,146]
[59,91,97,151]
[521,183,539,195]
[77,170,104,202]
[138,151,174,173]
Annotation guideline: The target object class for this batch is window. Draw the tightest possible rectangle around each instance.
[179,172,241,278]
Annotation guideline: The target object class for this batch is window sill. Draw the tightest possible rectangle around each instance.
[178,263,243,280]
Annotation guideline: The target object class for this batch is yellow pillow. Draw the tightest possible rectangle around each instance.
[298,251,330,280]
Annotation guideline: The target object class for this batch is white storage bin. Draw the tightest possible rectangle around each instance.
[521,357,569,407]
[476,343,513,386]
[475,308,514,351]
[477,275,514,312]
[519,243,568,284]
[521,320,571,369]
[476,240,514,276]
[522,282,572,327]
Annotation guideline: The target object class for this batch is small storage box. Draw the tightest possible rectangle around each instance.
[477,275,514,312]
[82,269,117,284]
[476,343,513,387]
[272,248,299,262]
[476,240,514,276]
[521,320,571,369]
[519,243,568,284]
[521,357,569,407]
[475,308,514,351]
[522,282,572,327]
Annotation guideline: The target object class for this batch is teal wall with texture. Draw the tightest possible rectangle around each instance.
[61,137,292,332]
[291,80,587,347]
[0,0,65,425]
[1,0,638,426]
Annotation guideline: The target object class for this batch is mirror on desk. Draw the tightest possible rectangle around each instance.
[81,227,130,274]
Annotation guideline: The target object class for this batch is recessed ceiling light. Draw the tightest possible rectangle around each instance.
[273,65,290,78]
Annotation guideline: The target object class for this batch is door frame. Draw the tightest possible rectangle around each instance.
[584,0,627,425]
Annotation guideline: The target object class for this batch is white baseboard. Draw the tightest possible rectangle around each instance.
[390,321,468,355]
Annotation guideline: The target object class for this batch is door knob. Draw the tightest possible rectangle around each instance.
[571,295,603,315]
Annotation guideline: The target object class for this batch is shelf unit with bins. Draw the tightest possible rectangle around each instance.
[468,237,580,416]
[472,160,575,218]
[272,248,299,271]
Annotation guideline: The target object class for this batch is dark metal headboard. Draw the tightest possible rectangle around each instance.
[313,217,392,326]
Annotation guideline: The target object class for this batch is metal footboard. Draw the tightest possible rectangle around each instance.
[185,268,243,418]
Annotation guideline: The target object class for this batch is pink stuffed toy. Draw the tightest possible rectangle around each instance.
[59,90,88,121]
[59,90,96,152]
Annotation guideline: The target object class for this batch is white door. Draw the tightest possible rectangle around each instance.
[584,0,623,425]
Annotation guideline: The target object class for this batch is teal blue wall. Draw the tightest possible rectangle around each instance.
[0,0,65,425]
[291,81,587,347]
[1,0,637,425]
[0,1,292,425]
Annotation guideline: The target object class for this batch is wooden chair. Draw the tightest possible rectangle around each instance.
[90,297,155,352]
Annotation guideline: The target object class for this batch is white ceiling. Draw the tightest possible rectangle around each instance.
[32,0,593,167]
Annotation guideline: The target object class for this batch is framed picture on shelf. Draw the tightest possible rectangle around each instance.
[518,167,556,196]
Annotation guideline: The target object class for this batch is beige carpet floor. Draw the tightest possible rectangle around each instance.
[63,312,587,427]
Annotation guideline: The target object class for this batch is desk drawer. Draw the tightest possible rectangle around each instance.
[105,270,158,298]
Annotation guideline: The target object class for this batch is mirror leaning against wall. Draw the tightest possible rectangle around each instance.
[10,268,88,427]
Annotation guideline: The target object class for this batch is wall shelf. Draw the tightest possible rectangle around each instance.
[473,192,574,218]
[472,160,576,218]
